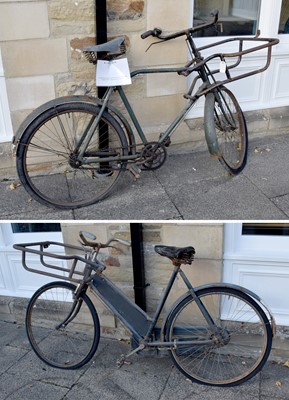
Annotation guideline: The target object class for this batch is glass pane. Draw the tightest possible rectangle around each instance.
[193,0,261,37]
[11,223,61,234]
[279,0,289,33]
[242,223,289,236]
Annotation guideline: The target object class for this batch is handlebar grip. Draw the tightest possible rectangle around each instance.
[141,30,154,39]
[79,230,98,247]
[141,28,162,39]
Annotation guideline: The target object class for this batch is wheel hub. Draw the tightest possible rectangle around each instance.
[69,152,81,168]
[213,327,231,346]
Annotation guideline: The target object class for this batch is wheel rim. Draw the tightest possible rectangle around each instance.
[19,106,126,209]
[26,284,98,369]
[214,88,246,172]
[168,290,270,386]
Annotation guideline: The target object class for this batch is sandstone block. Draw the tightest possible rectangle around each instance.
[1,39,68,78]
[6,75,55,111]
[0,2,49,41]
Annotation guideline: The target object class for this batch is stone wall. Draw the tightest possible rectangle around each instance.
[0,0,199,151]
[2,0,288,153]
[61,222,223,338]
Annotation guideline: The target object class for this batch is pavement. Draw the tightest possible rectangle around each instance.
[1,133,289,220]
[1,318,289,400]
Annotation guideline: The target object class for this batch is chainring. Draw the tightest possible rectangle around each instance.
[139,142,167,170]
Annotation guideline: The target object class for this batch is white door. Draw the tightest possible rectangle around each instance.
[224,223,289,326]
[0,223,64,297]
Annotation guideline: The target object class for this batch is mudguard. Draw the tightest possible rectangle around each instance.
[161,282,276,340]
[13,95,135,154]
[204,90,222,156]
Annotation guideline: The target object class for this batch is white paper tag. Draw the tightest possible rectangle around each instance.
[219,61,227,74]
[96,58,132,87]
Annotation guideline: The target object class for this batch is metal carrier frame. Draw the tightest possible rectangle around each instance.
[13,241,99,283]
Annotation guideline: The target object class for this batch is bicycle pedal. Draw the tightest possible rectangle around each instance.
[116,343,145,367]
[127,165,141,180]
[116,356,131,368]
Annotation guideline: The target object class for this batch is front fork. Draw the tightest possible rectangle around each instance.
[55,297,84,330]
[56,265,93,330]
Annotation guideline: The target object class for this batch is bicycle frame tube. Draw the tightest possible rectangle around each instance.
[91,273,152,340]
[115,60,218,147]
[74,58,216,165]
[75,62,215,165]
[116,83,199,146]
[77,87,114,159]
[178,269,220,334]
[91,267,223,349]
[90,266,180,342]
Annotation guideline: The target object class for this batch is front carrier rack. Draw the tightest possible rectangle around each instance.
[185,31,279,98]
[13,241,102,283]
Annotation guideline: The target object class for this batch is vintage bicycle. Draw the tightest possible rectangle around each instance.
[14,230,275,387]
[13,10,278,209]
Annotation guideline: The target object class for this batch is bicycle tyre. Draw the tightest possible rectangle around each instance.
[16,101,128,209]
[26,281,100,369]
[165,286,272,387]
[204,86,248,175]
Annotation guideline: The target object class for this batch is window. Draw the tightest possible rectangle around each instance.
[193,0,261,36]
[242,223,289,236]
[0,223,63,246]
[279,0,289,33]
[11,223,61,234]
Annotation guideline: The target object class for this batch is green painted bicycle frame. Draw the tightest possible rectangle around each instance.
[61,31,278,166]
[77,65,209,165]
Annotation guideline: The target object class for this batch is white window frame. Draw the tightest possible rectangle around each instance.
[0,48,13,143]
[0,223,63,246]
[224,223,289,326]
[224,223,289,262]
[0,223,64,297]
[188,0,289,117]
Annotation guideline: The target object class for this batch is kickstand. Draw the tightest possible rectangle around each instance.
[116,344,145,368]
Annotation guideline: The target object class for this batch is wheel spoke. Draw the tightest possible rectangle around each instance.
[167,288,271,386]
[16,102,127,209]
[26,282,100,369]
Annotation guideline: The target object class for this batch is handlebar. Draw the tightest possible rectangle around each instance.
[141,9,219,41]
[141,28,163,40]
[79,230,131,250]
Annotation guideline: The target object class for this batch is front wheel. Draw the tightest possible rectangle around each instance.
[16,100,128,209]
[26,281,100,369]
[165,287,272,387]
[204,86,248,175]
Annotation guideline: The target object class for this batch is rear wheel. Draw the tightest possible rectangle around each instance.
[165,287,272,386]
[204,86,248,174]
[26,281,100,369]
[16,101,128,209]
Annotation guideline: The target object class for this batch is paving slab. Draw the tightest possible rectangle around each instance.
[1,134,289,220]
[1,320,289,400]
